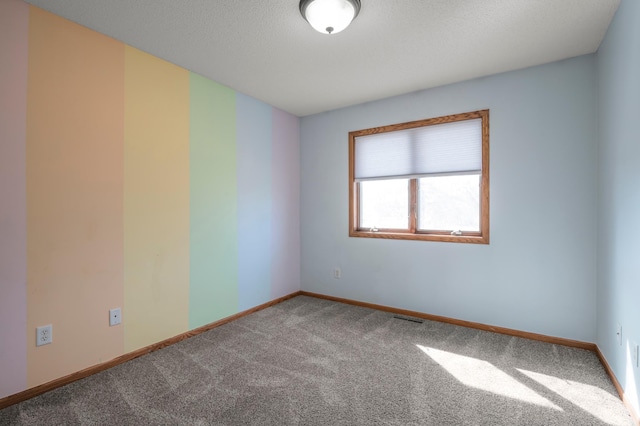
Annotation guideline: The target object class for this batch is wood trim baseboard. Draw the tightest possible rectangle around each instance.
[299,291,596,351]
[596,347,640,426]
[0,291,302,410]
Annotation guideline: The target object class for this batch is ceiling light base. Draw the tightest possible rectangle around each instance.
[299,0,361,35]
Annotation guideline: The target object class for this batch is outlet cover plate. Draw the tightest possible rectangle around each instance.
[632,342,639,368]
[36,324,52,346]
[109,308,122,326]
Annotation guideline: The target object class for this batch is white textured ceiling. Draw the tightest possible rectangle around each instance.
[25,0,620,116]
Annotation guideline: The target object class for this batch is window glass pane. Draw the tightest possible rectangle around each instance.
[360,179,409,229]
[418,175,480,232]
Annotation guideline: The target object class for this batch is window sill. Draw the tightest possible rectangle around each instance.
[349,230,489,244]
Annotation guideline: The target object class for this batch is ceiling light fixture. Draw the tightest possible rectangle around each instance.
[299,0,361,35]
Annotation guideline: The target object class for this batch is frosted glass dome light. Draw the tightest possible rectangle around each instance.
[299,0,361,35]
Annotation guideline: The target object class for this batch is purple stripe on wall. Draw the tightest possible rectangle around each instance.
[0,0,29,399]
[271,108,301,298]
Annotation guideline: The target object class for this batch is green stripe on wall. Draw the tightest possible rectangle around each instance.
[189,73,239,329]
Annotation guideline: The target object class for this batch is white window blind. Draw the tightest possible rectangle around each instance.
[354,118,482,181]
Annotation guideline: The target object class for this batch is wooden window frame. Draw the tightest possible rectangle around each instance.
[348,110,490,244]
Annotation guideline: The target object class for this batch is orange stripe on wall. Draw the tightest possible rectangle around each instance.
[26,7,125,387]
[124,46,190,352]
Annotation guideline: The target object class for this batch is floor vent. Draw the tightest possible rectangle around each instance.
[393,315,424,324]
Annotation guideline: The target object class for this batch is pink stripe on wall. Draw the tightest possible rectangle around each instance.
[270,108,301,298]
[0,0,29,399]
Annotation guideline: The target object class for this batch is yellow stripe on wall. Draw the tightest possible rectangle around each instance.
[26,7,125,387]
[124,46,190,352]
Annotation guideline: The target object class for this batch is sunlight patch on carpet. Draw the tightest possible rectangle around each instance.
[417,345,562,410]
[517,368,631,425]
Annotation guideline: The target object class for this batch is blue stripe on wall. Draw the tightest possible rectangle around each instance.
[236,94,273,311]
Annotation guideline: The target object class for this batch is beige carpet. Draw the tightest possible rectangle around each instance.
[0,295,634,425]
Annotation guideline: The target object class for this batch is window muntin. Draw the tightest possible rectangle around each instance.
[349,110,489,244]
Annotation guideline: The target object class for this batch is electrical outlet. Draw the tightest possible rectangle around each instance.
[109,308,122,326]
[617,323,622,345]
[333,268,341,279]
[632,342,639,368]
[36,324,52,346]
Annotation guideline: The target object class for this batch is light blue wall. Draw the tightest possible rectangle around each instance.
[597,0,640,415]
[301,55,598,342]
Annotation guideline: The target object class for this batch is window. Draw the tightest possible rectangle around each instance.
[349,110,489,244]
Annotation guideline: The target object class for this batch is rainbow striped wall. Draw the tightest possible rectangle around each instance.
[0,0,300,399]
